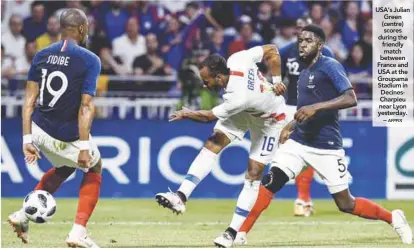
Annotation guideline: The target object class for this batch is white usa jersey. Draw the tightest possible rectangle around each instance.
[212,46,286,121]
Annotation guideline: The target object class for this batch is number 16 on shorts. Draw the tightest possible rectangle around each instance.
[262,136,275,153]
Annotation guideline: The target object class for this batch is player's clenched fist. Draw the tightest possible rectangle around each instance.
[78,150,91,169]
[294,105,317,122]
[273,83,287,96]
[23,143,41,164]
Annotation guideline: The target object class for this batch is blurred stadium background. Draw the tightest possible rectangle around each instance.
[1,0,414,247]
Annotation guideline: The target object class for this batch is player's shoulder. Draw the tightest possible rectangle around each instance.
[320,56,345,73]
[227,50,247,68]
[34,41,62,58]
[321,45,334,58]
[321,55,340,66]
[71,45,101,65]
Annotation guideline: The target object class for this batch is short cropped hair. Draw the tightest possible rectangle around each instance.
[302,24,326,42]
[200,54,230,77]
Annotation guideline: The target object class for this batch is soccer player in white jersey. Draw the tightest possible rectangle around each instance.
[155,45,287,240]
[220,24,413,248]
[7,9,102,247]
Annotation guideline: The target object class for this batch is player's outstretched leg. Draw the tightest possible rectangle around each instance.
[218,167,289,248]
[333,189,412,244]
[214,160,267,248]
[294,167,315,217]
[8,167,75,244]
[66,160,102,248]
[156,131,229,214]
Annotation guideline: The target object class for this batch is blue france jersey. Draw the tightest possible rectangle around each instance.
[279,42,334,106]
[28,40,101,142]
[289,55,353,150]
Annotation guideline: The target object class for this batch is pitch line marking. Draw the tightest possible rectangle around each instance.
[1,221,382,226]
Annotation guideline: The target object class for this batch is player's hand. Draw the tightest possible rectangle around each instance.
[295,105,317,122]
[78,150,91,169]
[169,106,192,122]
[273,83,287,96]
[279,126,292,145]
[23,143,41,164]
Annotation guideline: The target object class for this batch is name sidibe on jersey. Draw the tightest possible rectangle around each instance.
[46,55,70,66]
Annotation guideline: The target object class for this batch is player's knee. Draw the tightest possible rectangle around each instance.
[205,132,229,153]
[246,161,265,180]
[261,167,289,194]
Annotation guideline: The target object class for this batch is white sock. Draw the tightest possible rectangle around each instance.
[177,147,218,199]
[70,223,87,237]
[17,208,29,222]
[229,180,260,231]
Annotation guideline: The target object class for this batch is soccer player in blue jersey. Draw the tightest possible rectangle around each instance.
[7,9,102,248]
[279,15,334,217]
[215,24,412,247]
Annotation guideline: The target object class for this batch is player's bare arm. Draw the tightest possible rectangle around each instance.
[279,120,297,144]
[169,106,217,123]
[295,89,357,122]
[261,45,286,95]
[78,94,95,168]
[22,81,41,163]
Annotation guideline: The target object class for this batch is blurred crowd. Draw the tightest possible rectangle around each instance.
[1,0,374,103]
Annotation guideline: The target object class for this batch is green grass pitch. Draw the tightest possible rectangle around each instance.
[2,198,414,247]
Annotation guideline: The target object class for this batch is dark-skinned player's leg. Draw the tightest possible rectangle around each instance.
[332,189,412,244]
[35,166,76,193]
[155,131,231,214]
[66,159,102,248]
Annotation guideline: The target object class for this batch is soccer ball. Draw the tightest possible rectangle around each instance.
[22,190,57,223]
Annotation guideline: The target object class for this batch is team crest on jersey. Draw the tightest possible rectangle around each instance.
[307,73,315,89]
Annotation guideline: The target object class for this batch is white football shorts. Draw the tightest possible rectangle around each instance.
[31,122,101,170]
[272,139,350,194]
[214,112,287,165]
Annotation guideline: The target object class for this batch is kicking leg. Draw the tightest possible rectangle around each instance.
[333,189,412,244]
[66,160,102,248]
[8,166,75,244]
[156,131,230,214]
[217,159,266,246]
[236,140,305,244]
[216,166,290,248]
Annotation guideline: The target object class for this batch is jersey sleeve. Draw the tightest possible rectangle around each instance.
[82,54,101,96]
[322,45,335,58]
[325,60,353,94]
[211,78,246,120]
[244,46,264,63]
